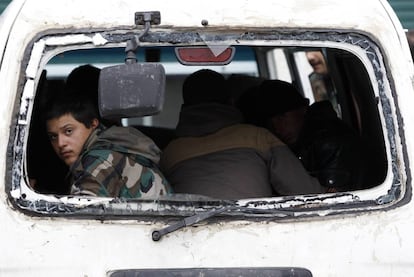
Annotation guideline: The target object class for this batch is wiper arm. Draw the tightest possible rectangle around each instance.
[152,206,230,241]
[151,203,296,241]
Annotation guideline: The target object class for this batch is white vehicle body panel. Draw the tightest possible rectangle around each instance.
[1,0,414,276]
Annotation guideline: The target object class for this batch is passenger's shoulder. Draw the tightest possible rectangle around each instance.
[232,124,285,151]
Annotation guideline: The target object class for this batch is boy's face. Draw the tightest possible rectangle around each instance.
[47,113,98,167]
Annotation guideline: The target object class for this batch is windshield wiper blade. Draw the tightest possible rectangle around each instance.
[152,206,230,241]
[151,204,296,241]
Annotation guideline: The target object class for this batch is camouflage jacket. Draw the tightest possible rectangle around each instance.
[69,126,172,198]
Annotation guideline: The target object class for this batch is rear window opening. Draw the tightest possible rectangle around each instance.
[9,30,400,218]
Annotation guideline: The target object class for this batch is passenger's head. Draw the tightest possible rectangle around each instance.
[66,64,101,100]
[226,74,264,106]
[65,64,121,126]
[257,80,309,145]
[306,51,328,75]
[44,94,100,167]
[182,69,227,106]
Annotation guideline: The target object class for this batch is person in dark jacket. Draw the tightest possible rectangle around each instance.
[160,69,324,199]
[253,79,364,191]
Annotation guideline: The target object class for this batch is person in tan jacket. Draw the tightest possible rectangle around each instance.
[161,69,324,199]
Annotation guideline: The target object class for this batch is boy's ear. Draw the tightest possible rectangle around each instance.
[91,118,99,129]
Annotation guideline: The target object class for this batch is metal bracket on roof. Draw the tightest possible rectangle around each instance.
[125,11,161,64]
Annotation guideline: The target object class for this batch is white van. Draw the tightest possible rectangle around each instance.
[1,0,414,276]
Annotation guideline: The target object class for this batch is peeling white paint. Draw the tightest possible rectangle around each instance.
[25,39,45,79]
[44,34,94,46]
[92,33,108,46]
[18,80,34,124]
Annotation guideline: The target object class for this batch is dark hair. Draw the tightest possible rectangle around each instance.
[257,79,309,116]
[66,64,101,99]
[182,69,228,106]
[238,79,309,128]
[43,92,100,128]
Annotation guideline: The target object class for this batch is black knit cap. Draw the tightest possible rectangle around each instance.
[182,69,227,106]
[258,79,309,117]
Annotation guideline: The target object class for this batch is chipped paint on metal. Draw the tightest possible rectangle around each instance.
[25,39,45,79]
[43,33,108,47]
